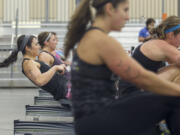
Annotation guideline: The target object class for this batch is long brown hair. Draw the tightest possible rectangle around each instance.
[38,32,54,48]
[64,0,127,58]
[151,16,180,39]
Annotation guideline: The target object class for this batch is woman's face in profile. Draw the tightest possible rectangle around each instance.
[148,22,155,31]
[110,1,129,31]
[31,38,41,56]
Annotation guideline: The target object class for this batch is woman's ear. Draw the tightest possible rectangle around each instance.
[104,3,115,17]
[44,41,49,46]
[25,45,31,52]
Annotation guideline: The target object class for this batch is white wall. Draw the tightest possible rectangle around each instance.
[3,0,30,22]
[129,0,178,20]
[1,0,179,22]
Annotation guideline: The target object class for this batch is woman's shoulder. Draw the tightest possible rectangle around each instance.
[39,51,53,58]
[85,30,118,46]
[23,59,40,69]
[153,39,174,49]
[39,51,54,63]
[145,39,169,47]
[145,39,176,55]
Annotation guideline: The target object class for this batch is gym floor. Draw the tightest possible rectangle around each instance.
[0,88,38,135]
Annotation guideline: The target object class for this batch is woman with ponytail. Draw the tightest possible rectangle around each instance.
[38,31,64,66]
[64,0,180,135]
[0,35,68,100]
[133,16,180,73]
[38,31,71,99]
[119,16,180,97]
[0,49,18,67]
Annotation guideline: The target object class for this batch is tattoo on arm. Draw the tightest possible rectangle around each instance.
[27,69,37,81]
[116,60,140,81]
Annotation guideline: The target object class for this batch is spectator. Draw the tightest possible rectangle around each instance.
[138,18,155,42]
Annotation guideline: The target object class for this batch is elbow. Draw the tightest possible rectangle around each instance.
[118,67,149,89]
[128,70,152,90]
[35,79,46,87]
[37,83,44,87]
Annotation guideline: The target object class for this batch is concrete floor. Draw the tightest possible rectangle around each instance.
[0,88,38,135]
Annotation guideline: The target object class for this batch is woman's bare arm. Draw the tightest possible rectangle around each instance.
[96,33,180,96]
[159,43,180,66]
[23,60,65,86]
[39,52,53,66]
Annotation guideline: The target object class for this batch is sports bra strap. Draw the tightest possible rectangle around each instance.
[39,50,55,58]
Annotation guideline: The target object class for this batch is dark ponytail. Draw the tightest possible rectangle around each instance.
[64,0,127,58]
[64,0,92,58]
[0,35,35,68]
[0,49,19,67]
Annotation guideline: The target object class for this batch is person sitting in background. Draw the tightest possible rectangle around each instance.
[138,18,155,42]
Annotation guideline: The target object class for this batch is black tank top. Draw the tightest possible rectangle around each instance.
[132,45,165,72]
[39,50,63,66]
[118,44,166,96]
[71,27,117,120]
[22,58,67,100]
[39,50,70,89]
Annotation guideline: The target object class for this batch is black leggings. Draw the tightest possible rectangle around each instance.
[74,92,180,135]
